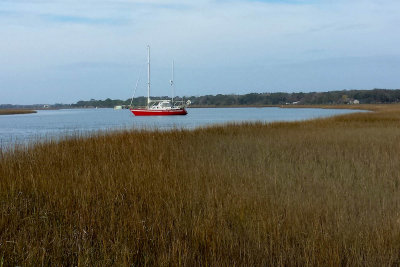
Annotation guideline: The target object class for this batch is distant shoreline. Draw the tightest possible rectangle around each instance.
[0,104,377,114]
[0,109,37,115]
[189,104,377,111]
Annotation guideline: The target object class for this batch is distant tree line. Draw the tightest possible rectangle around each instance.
[70,89,400,108]
[184,89,400,106]
[71,97,168,108]
[2,89,400,109]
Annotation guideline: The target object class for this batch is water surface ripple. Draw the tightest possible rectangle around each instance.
[0,107,363,148]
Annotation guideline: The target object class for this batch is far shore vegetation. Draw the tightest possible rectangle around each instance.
[0,109,37,115]
[1,104,400,265]
[1,88,400,109]
[73,88,400,108]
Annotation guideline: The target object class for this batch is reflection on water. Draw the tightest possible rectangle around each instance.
[0,107,363,148]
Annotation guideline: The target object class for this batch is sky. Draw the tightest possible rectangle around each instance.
[0,0,399,104]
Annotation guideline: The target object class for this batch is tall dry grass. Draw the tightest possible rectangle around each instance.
[1,105,400,266]
[0,109,37,115]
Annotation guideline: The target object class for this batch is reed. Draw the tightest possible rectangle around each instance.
[0,109,37,115]
[1,105,400,266]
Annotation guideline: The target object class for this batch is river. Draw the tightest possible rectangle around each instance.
[0,107,363,148]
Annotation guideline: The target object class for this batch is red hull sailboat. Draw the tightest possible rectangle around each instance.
[131,107,187,116]
[130,46,189,116]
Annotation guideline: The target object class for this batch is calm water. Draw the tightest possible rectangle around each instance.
[0,107,362,148]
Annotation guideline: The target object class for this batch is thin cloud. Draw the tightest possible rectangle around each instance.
[40,14,128,26]
[56,61,134,71]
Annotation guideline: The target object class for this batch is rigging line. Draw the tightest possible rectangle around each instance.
[130,67,143,107]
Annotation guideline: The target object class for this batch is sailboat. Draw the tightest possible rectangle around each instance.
[130,46,188,116]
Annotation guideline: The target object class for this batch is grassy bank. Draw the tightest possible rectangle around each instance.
[0,109,37,115]
[1,105,400,265]
[189,104,377,110]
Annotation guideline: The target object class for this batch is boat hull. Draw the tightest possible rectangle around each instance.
[130,108,187,116]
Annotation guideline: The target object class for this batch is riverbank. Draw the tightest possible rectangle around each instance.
[1,104,400,265]
[0,109,37,115]
[189,103,381,111]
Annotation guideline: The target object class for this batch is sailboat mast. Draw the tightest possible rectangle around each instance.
[171,60,174,104]
[147,45,151,107]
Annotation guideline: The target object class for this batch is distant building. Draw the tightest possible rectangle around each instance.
[114,105,129,110]
[353,99,360,104]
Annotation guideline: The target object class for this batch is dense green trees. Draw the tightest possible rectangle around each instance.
[185,89,400,106]
[67,89,400,108]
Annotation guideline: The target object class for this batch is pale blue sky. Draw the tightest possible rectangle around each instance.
[0,0,399,104]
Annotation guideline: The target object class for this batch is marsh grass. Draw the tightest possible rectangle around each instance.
[0,109,36,115]
[1,105,400,265]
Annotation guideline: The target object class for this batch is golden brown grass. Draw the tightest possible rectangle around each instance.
[0,109,37,115]
[1,105,400,266]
